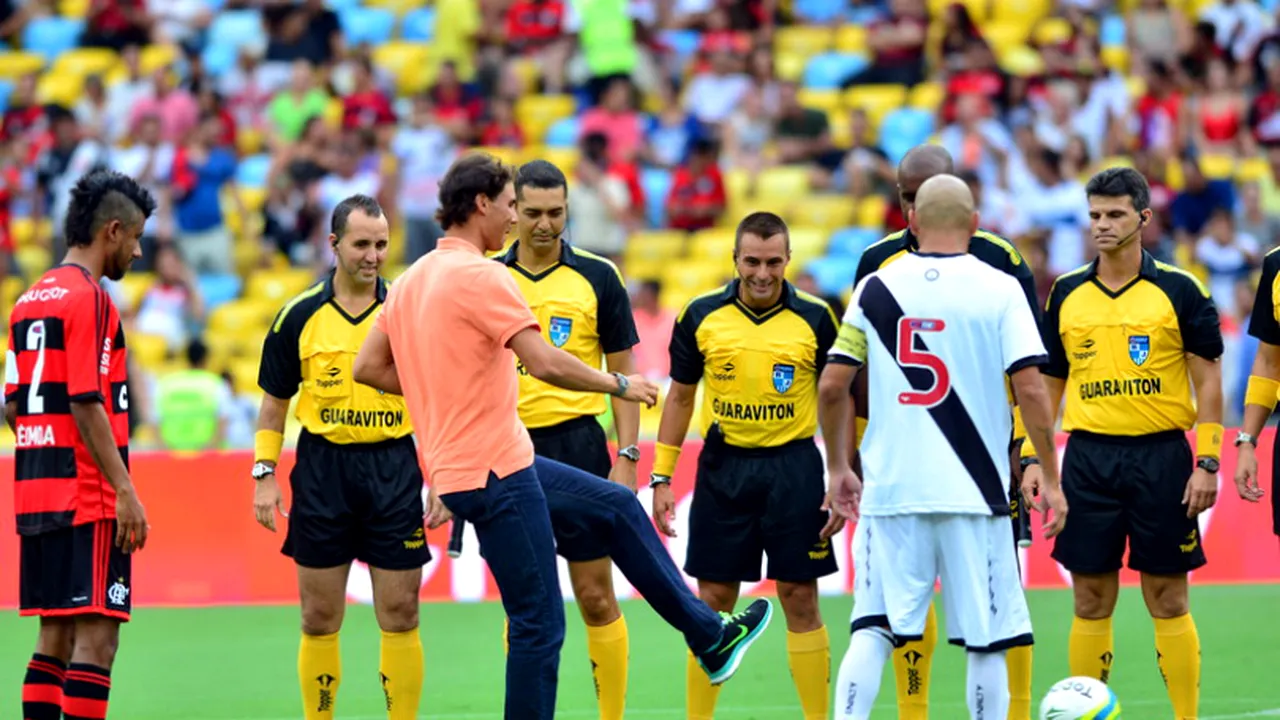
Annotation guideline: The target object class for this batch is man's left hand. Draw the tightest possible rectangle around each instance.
[1183,466,1219,518]
[609,458,638,493]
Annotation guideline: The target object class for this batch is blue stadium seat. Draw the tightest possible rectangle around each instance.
[400,8,437,42]
[806,256,861,295]
[803,53,868,90]
[827,227,882,259]
[880,108,935,165]
[1099,14,1126,47]
[0,80,14,114]
[794,0,846,23]
[208,10,266,50]
[198,273,244,312]
[640,168,673,229]
[326,0,364,10]
[658,29,701,69]
[201,42,238,77]
[23,17,84,62]
[236,154,271,189]
[846,5,886,24]
[340,7,396,46]
[544,117,580,148]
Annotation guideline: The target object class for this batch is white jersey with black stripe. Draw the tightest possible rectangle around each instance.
[829,252,1047,517]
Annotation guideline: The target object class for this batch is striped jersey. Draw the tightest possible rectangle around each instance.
[5,264,130,535]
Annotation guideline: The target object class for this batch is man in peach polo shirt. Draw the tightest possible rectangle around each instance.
[353,152,774,719]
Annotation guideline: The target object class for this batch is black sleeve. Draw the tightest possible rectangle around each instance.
[814,305,839,377]
[1010,254,1044,328]
[1176,279,1225,361]
[1041,283,1070,379]
[258,307,303,400]
[1248,253,1280,344]
[668,308,705,385]
[594,267,640,354]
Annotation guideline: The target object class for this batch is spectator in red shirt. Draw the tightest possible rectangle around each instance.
[503,0,573,92]
[2,74,43,145]
[666,138,726,232]
[342,57,397,133]
[81,0,151,51]
[842,0,928,88]
[430,61,486,142]
[1135,60,1188,158]
[480,98,525,148]
[194,82,237,150]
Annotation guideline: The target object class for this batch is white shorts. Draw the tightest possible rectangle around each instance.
[849,514,1032,652]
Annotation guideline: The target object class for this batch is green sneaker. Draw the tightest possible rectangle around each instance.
[696,598,774,685]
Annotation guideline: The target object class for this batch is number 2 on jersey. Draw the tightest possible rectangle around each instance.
[895,317,950,407]
[25,320,46,414]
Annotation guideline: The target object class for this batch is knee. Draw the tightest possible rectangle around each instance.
[1072,576,1119,619]
[72,625,119,669]
[1143,577,1190,618]
[777,582,821,631]
[573,581,620,626]
[301,604,345,636]
[698,584,739,613]
[377,595,420,634]
[37,620,75,662]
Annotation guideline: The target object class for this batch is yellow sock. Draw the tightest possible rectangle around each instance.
[1154,614,1200,720]
[586,617,629,720]
[299,632,341,720]
[1006,644,1033,720]
[379,629,423,720]
[894,602,936,720]
[503,616,509,655]
[1068,616,1114,683]
[787,626,830,720]
[686,649,722,720]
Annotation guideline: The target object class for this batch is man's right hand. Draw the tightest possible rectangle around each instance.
[652,483,677,537]
[115,484,148,553]
[621,374,659,407]
[1235,444,1266,503]
[254,474,287,532]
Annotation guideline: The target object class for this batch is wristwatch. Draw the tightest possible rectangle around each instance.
[1196,457,1221,474]
[610,371,629,397]
[1235,432,1258,448]
[1019,457,1041,471]
[618,445,640,462]
[649,474,671,489]
[251,462,275,480]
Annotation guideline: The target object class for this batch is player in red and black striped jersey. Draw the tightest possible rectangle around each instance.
[4,170,155,720]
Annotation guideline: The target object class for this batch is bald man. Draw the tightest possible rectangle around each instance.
[819,175,1065,720]
[847,146,1043,720]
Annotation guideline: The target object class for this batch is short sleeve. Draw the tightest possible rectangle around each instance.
[1001,280,1048,375]
[596,267,640,354]
[1010,252,1043,328]
[668,307,705,385]
[828,281,869,367]
[1041,282,1069,379]
[65,289,107,402]
[1248,255,1280,345]
[258,310,302,400]
[4,330,17,402]
[470,266,539,347]
[1176,277,1224,361]
[813,304,839,375]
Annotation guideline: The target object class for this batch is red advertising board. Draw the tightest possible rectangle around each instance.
[1,431,1277,609]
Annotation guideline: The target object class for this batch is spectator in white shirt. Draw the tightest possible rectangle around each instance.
[391,94,457,261]
[682,51,752,126]
[1196,207,1261,317]
[109,113,175,269]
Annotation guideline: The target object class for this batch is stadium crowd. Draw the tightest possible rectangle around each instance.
[0,0,1278,449]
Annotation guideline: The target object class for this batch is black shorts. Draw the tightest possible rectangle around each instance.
[685,429,838,583]
[1052,430,1206,575]
[20,520,132,622]
[1270,428,1280,536]
[283,431,430,571]
[530,415,614,563]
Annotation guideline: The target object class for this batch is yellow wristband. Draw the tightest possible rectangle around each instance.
[653,441,682,478]
[1196,423,1223,461]
[854,417,868,449]
[1245,375,1280,412]
[255,429,284,464]
[1011,406,1027,443]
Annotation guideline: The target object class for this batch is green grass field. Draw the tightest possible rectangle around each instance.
[0,586,1277,719]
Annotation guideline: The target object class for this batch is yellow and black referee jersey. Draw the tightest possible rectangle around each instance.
[499,240,640,429]
[257,271,411,444]
[1042,250,1224,436]
[1247,246,1280,346]
[669,279,839,449]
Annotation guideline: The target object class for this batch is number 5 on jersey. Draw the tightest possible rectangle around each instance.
[896,317,950,407]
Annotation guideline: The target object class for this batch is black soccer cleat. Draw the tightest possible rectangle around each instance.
[696,598,774,685]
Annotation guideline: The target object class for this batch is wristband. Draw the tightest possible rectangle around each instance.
[255,429,284,464]
[1196,422,1223,461]
[1011,406,1027,443]
[653,441,682,478]
[1244,375,1280,412]
[854,417,868,448]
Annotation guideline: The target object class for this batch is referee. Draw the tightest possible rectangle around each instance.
[849,145,1041,720]
[1232,247,1280,514]
[1020,167,1222,720]
[650,211,839,720]
[500,159,641,720]
[251,195,426,720]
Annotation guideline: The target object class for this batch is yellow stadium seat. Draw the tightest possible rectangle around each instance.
[774,25,834,56]
[835,25,867,54]
[1125,76,1147,101]
[982,22,1030,55]
[238,187,268,214]
[828,108,854,147]
[52,48,118,77]
[467,145,523,166]
[1199,154,1236,180]
[756,166,811,202]
[11,217,34,248]
[210,300,269,335]
[538,146,579,172]
[59,0,90,17]
[992,0,1051,28]
[857,195,889,228]
[690,228,736,261]
[507,57,542,96]
[789,195,856,231]
[798,88,842,114]
[364,0,423,13]
[1032,18,1073,47]
[2,276,23,308]
[515,94,577,145]
[722,168,752,202]
[0,53,45,80]
[237,127,265,156]
[372,41,432,97]
[843,84,908,128]
[130,334,170,368]
[1100,46,1129,74]
[909,82,944,111]
[383,264,408,281]
[37,72,82,108]
[789,226,828,261]
[230,358,261,396]
[774,51,806,82]
[622,258,663,283]
[15,246,51,278]
[1165,157,1185,191]
[1237,157,1270,184]
[139,44,179,74]
[625,230,687,265]
[999,46,1046,77]
[246,268,318,306]
[117,272,155,310]
[929,0,988,23]
[662,261,730,311]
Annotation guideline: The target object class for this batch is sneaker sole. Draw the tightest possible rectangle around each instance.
[706,600,774,686]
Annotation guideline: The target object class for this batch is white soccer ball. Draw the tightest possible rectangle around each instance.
[1038,676,1121,719]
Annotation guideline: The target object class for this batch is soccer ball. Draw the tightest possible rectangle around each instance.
[1038,676,1121,719]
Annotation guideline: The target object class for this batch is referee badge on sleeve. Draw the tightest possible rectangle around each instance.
[549,316,573,347]
[772,363,795,394]
[1128,335,1150,366]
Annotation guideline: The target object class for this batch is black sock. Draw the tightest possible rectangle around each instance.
[22,653,65,720]
[62,663,111,720]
